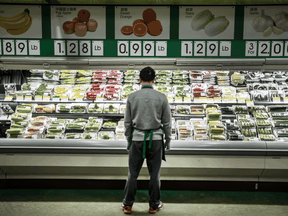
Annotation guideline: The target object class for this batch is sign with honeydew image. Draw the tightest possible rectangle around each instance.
[115,6,170,39]
[179,6,235,39]
[51,6,106,39]
[244,6,288,39]
[0,5,42,38]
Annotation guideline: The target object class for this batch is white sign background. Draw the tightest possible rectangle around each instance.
[51,6,106,39]
[0,5,42,38]
[244,6,288,39]
[179,6,235,39]
[115,6,170,39]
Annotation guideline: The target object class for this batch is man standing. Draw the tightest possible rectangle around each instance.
[121,67,171,214]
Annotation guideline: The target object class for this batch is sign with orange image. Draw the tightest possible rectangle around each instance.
[115,6,170,39]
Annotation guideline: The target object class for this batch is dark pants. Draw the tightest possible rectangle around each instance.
[123,140,163,209]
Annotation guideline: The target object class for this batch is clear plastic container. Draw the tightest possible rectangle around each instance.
[176,105,190,114]
[190,105,204,114]
[98,131,115,140]
[88,103,103,113]
[103,104,120,114]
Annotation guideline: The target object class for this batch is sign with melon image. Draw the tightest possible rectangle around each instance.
[0,5,42,38]
[115,6,170,39]
[51,6,106,39]
[179,6,235,39]
[244,6,288,39]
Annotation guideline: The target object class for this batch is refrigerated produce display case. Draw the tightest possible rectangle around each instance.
[1,57,288,183]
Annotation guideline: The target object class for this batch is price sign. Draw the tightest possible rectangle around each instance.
[156,41,167,56]
[52,97,60,102]
[285,41,288,57]
[16,40,27,56]
[273,97,281,103]
[80,41,91,56]
[245,41,257,56]
[35,95,43,101]
[143,41,154,56]
[220,41,231,56]
[284,97,288,103]
[181,41,193,56]
[16,95,23,101]
[92,41,104,56]
[194,41,205,56]
[271,41,284,57]
[67,40,78,56]
[0,40,1,55]
[25,95,32,101]
[246,100,254,107]
[29,40,40,56]
[130,41,142,56]
[3,40,15,55]
[4,96,13,101]
[54,40,66,56]
[207,41,218,56]
[258,41,270,57]
[118,41,129,56]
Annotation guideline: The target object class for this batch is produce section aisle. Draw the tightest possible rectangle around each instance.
[0,189,288,216]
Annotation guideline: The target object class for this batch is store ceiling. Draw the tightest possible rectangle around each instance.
[0,0,288,5]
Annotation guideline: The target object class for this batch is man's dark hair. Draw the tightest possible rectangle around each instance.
[140,67,156,82]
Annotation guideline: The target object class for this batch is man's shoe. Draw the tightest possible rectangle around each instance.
[121,204,132,214]
[148,201,163,214]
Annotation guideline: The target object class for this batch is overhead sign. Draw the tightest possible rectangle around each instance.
[115,6,170,39]
[179,6,235,39]
[51,6,106,39]
[0,5,42,38]
[244,6,288,39]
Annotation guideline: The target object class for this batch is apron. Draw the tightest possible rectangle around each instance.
[127,85,166,161]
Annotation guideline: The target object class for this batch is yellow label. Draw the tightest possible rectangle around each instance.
[175,97,182,100]
[214,97,221,100]
[60,95,68,99]
[285,97,288,100]
[4,96,13,101]
[199,97,206,100]
[184,97,191,100]
[167,97,173,99]
[43,96,50,99]
[75,96,84,99]
[273,97,280,100]
[35,95,42,99]
[238,97,245,100]
[25,96,32,100]
[223,97,236,100]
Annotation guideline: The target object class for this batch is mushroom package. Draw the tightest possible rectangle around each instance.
[121,8,163,37]
[63,9,98,37]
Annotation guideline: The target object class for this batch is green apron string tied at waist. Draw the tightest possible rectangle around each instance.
[142,130,153,159]
[128,126,166,161]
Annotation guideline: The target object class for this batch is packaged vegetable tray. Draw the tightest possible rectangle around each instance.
[98,131,115,140]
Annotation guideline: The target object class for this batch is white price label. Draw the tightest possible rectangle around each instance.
[16,40,27,55]
[207,41,218,56]
[0,40,1,55]
[130,41,142,56]
[92,41,104,56]
[245,41,257,56]
[52,98,60,102]
[29,40,40,56]
[220,41,231,56]
[80,41,91,56]
[143,41,154,56]
[67,40,78,56]
[194,41,205,56]
[181,41,193,56]
[61,97,68,102]
[258,41,270,57]
[271,41,284,57]
[75,98,83,102]
[285,41,288,57]
[156,41,167,56]
[3,40,15,55]
[54,40,66,56]
[118,41,129,56]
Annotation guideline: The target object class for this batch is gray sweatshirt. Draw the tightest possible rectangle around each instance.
[124,84,172,145]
